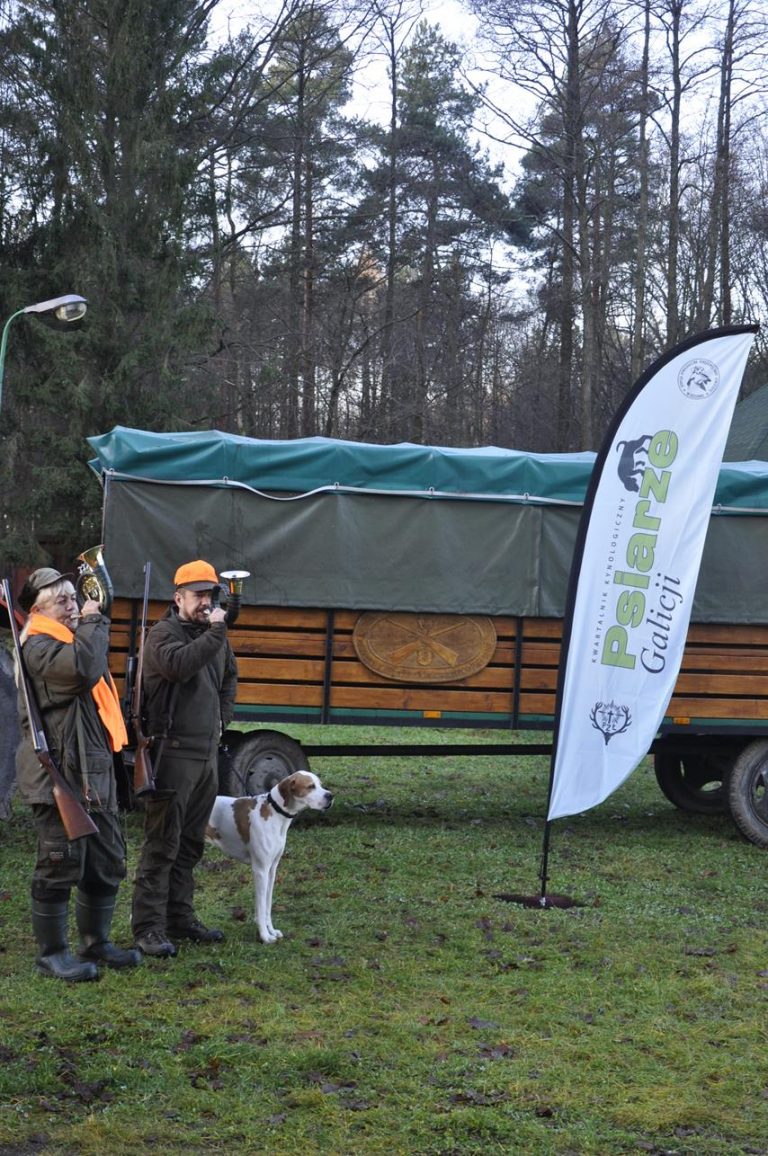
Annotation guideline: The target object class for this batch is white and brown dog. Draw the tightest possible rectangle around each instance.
[205,772,334,943]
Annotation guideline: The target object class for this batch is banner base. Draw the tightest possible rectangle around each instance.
[491,892,583,909]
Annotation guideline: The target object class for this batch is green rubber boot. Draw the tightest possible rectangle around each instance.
[32,897,99,982]
[76,891,142,969]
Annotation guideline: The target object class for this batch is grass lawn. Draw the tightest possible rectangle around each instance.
[1,725,767,1155]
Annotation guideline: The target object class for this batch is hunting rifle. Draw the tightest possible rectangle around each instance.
[130,562,155,796]
[2,578,97,840]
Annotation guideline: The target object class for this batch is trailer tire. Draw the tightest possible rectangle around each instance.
[653,749,729,814]
[727,740,768,848]
[226,730,310,796]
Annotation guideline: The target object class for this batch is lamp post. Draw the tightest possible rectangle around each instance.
[0,294,88,410]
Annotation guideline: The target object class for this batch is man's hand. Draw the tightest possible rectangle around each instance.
[80,598,102,617]
[208,607,227,625]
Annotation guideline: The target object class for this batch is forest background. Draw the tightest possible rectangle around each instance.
[1,0,767,570]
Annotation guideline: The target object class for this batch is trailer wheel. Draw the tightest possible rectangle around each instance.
[653,749,730,814]
[227,730,310,796]
[727,740,768,848]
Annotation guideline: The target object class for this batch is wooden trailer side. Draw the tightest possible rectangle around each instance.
[108,599,768,732]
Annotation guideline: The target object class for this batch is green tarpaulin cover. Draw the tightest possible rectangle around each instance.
[89,425,768,509]
[87,427,768,621]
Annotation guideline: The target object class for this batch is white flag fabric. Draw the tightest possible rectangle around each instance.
[547,326,757,821]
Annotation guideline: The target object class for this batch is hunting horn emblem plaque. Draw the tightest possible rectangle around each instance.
[353,612,497,683]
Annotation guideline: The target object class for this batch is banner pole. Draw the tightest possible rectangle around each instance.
[539,819,553,903]
[490,697,578,910]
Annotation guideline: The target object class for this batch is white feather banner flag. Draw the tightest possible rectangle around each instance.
[547,326,758,822]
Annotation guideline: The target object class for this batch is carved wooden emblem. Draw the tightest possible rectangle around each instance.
[353,612,497,683]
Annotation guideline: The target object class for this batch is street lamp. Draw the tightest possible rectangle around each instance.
[0,294,88,410]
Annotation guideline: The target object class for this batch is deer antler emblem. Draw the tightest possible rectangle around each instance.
[590,701,632,745]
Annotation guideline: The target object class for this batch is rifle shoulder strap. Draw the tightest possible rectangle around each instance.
[149,682,180,782]
[74,698,94,809]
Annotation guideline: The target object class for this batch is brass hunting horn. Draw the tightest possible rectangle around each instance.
[219,569,250,626]
[75,545,114,616]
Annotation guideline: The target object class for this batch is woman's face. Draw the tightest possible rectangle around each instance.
[35,582,80,631]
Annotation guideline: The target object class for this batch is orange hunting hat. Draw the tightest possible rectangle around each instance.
[174,560,220,591]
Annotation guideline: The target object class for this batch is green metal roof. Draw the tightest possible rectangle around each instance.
[87,425,768,511]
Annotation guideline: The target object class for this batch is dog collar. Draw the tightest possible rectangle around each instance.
[265,790,294,820]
